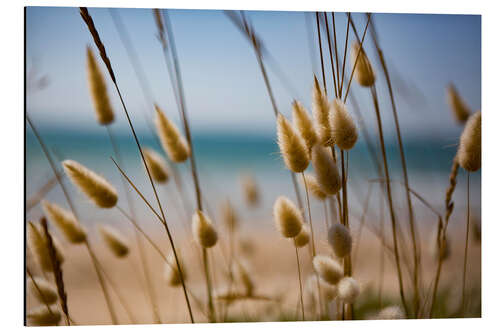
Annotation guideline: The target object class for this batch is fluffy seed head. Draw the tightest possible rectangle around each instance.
[337,277,360,303]
[28,277,58,304]
[377,305,405,320]
[27,306,61,326]
[457,111,481,172]
[192,210,218,248]
[164,253,186,287]
[294,224,310,248]
[273,196,303,238]
[28,222,64,271]
[313,255,343,285]
[446,84,471,124]
[143,148,170,183]
[86,46,114,125]
[241,173,259,207]
[220,199,238,232]
[328,223,352,258]
[312,75,333,146]
[62,160,118,208]
[276,113,309,173]
[42,200,86,243]
[292,100,317,153]
[306,275,338,303]
[330,99,358,150]
[350,42,376,87]
[303,173,328,200]
[311,145,342,195]
[154,105,191,163]
[98,225,130,258]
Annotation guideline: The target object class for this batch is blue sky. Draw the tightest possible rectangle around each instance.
[26,7,481,141]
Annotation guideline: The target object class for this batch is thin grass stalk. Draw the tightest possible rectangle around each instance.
[378,193,385,309]
[331,13,341,96]
[315,12,327,91]
[115,206,209,320]
[104,126,161,323]
[369,85,409,316]
[342,14,372,103]
[461,172,471,316]
[301,172,324,319]
[364,15,421,315]
[430,159,459,317]
[158,10,216,322]
[110,8,193,223]
[225,12,306,218]
[340,150,353,320]
[323,12,338,97]
[339,13,351,95]
[79,7,194,323]
[295,247,305,320]
[352,183,373,268]
[27,115,120,324]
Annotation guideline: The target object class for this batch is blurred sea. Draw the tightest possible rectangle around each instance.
[26,128,481,235]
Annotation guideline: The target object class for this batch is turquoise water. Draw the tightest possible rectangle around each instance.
[26,127,481,233]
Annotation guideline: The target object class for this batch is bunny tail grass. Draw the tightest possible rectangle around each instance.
[273,196,303,238]
[62,160,118,208]
[143,147,170,183]
[98,224,130,258]
[154,105,191,163]
[312,75,332,146]
[192,210,218,248]
[42,200,86,244]
[27,306,61,326]
[330,99,358,150]
[276,113,309,173]
[446,84,471,124]
[311,145,342,196]
[457,111,481,172]
[292,100,317,153]
[313,255,343,285]
[350,41,376,87]
[86,46,114,125]
[28,221,64,272]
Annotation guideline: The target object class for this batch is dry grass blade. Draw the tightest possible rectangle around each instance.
[40,217,70,326]
[79,7,194,322]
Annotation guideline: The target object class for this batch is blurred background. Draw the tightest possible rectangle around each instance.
[25,7,481,323]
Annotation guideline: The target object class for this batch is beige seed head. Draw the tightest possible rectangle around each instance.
[143,148,170,183]
[313,255,343,285]
[42,200,87,244]
[311,145,342,195]
[28,277,58,304]
[350,42,376,87]
[294,224,310,248]
[327,223,352,258]
[377,305,405,320]
[337,277,360,303]
[276,113,309,173]
[330,99,358,150]
[312,75,333,146]
[192,210,218,248]
[303,173,328,200]
[27,306,61,326]
[241,173,259,207]
[273,196,303,238]
[457,111,481,172]
[164,253,187,287]
[62,160,118,208]
[28,222,64,272]
[292,100,317,153]
[306,275,338,303]
[86,46,114,125]
[154,105,191,163]
[446,84,471,124]
[98,225,130,258]
[220,199,238,232]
